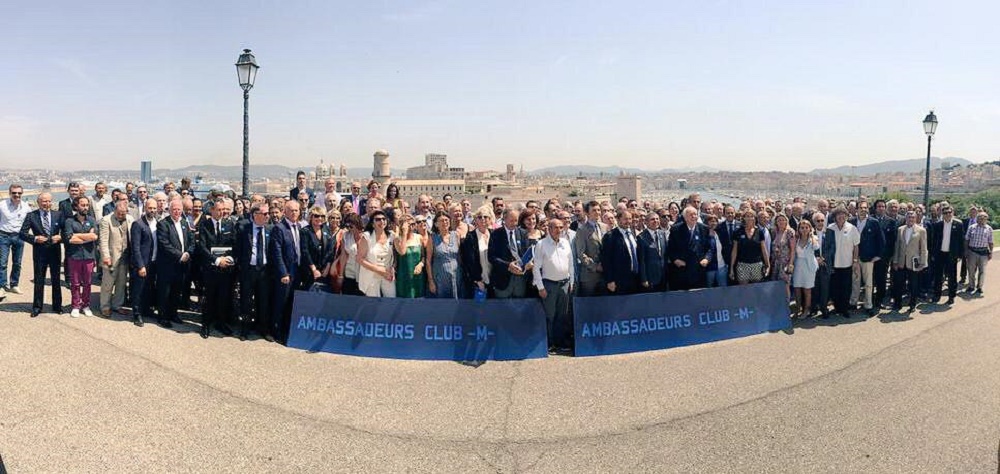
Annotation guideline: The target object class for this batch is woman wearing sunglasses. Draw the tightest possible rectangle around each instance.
[299,206,335,291]
[356,210,396,297]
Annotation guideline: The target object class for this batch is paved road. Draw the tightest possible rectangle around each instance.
[1,247,998,473]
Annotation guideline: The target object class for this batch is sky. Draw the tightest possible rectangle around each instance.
[2,0,999,172]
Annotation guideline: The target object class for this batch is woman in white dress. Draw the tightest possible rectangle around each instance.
[791,219,819,318]
[357,210,396,297]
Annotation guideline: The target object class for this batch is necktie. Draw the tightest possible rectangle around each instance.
[626,230,638,273]
[509,229,518,257]
[216,220,221,236]
[655,231,662,257]
[291,223,300,264]
[42,212,50,235]
[256,226,265,268]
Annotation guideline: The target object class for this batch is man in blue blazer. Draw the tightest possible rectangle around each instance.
[849,201,886,316]
[666,207,713,291]
[129,198,159,326]
[235,202,273,340]
[269,200,302,343]
[601,210,642,295]
[156,199,195,328]
[18,193,63,316]
[487,208,530,298]
[636,212,668,292]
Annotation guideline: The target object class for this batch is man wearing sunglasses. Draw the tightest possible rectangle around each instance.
[928,204,965,305]
[0,184,31,297]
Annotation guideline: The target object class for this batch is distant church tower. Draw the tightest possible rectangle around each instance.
[372,149,391,185]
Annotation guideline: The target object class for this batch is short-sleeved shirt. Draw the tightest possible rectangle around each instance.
[734,227,766,264]
[828,222,860,268]
[63,216,98,260]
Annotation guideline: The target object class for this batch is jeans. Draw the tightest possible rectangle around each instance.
[706,264,728,288]
[0,231,24,288]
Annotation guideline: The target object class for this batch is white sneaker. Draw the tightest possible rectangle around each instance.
[8,286,21,295]
[83,308,94,317]
[70,308,81,318]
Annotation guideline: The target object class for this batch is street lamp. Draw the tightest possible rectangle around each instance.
[921,110,938,210]
[235,48,260,198]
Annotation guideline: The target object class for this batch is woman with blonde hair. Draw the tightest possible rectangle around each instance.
[791,219,820,318]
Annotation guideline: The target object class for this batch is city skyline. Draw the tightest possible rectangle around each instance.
[3,1,1000,172]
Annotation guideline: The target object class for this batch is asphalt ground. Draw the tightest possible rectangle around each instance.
[1,246,998,473]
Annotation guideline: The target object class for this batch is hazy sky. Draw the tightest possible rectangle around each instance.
[2,0,999,172]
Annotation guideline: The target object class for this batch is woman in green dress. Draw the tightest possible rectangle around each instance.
[393,214,425,298]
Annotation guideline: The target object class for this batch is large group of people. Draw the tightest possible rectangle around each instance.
[0,173,993,354]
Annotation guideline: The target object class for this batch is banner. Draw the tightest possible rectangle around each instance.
[287,291,549,361]
[573,281,791,357]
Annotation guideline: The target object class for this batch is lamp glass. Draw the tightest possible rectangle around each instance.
[923,111,938,136]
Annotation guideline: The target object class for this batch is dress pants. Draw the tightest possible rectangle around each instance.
[577,274,602,297]
[931,250,958,300]
[494,274,527,298]
[67,258,95,310]
[31,246,62,313]
[240,266,272,335]
[892,269,920,308]
[541,279,571,348]
[811,265,831,315]
[872,258,889,307]
[99,261,128,312]
[849,260,875,309]
[202,268,234,331]
[272,275,299,340]
[965,251,988,291]
[830,266,853,314]
[131,262,156,319]
[157,270,182,323]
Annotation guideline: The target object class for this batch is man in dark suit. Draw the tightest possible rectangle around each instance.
[874,199,897,309]
[288,171,314,207]
[666,206,713,291]
[636,212,668,292]
[927,205,964,304]
[269,199,302,343]
[488,208,529,298]
[235,202,273,340]
[156,199,195,328]
[130,198,159,326]
[720,205,741,285]
[196,200,236,338]
[809,213,837,317]
[601,209,642,295]
[18,193,63,316]
[849,201,886,316]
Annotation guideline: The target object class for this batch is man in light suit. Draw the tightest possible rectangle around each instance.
[98,201,134,317]
[892,211,928,312]
[636,212,668,292]
[573,201,606,296]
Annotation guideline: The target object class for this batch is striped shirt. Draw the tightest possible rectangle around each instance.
[965,223,993,249]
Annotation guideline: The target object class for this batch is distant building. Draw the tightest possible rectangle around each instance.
[615,174,641,202]
[393,179,465,200]
[406,153,465,180]
[312,159,351,192]
[372,149,391,185]
[140,160,152,184]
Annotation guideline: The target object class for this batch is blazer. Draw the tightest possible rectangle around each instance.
[666,221,713,286]
[600,227,640,288]
[19,209,64,260]
[818,228,837,274]
[98,213,134,267]
[156,217,195,278]
[300,225,335,274]
[893,225,928,270]
[880,215,903,260]
[716,220,739,264]
[196,217,237,271]
[928,219,965,255]
[57,197,94,220]
[636,228,667,287]
[130,217,156,271]
[288,186,315,205]
[573,221,606,282]
[235,222,273,274]
[849,217,886,262]
[269,220,301,280]
[487,225,529,291]
[459,229,487,289]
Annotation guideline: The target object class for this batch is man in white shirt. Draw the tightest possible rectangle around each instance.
[532,218,574,353]
[828,208,860,318]
[0,184,31,295]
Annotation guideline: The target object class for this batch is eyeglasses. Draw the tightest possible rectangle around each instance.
[373,217,386,222]
[311,214,325,219]
[10,192,22,196]
[476,215,490,219]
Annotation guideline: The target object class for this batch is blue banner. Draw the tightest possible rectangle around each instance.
[287,291,549,361]
[573,281,791,357]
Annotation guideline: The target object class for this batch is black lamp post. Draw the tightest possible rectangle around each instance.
[921,110,938,210]
[235,49,260,198]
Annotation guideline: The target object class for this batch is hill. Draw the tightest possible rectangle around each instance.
[809,157,973,175]
[530,165,718,176]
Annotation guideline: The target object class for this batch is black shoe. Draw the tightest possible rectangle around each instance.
[263,334,276,343]
[974,289,983,295]
[966,288,976,295]
[239,331,248,341]
[53,308,64,315]
[841,311,851,319]
[891,305,902,312]
[30,310,40,318]
[200,328,209,339]
[945,298,954,305]
[215,324,234,336]
[170,315,184,324]
[134,315,144,327]
[158,318,173,329]
[908,305,916,312]
[820,312,830,319]
[867,308,878,317]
